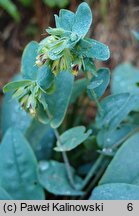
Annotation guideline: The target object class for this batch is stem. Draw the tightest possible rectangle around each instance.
[80,154,105,190]
[46,109,75,189]
[79,159,109,200]
[91,90,103,116]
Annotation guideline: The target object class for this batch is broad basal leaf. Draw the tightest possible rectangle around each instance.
[90,183,139,200]
[54,126,92,152]
[0,128,44,200]
[0,187,12,200]
[21,41,39,80]
[38,160,83,196]
[99,132,139,185]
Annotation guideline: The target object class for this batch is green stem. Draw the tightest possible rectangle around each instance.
[80,154,105,190]
[91,90,103,116]
[79,159,109,200]
[46,109,75,189]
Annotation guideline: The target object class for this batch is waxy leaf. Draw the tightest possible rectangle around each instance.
[96,93,139,130]
[72,3,92,37]
[3,80,32,93]
[87,68,110,99]
[70,78,87,104]
[26,122,55,161]
[46,71,74,128]
[0,128,44,200]
[0,187,12,200]
[55,9,75,31]
[132,30,139,41]
[37,65,54,91]
[86,39,110,61]
[99,133,139,185]
[21,41,39,80]
[97,124,135,149]
[111,63,139,95]
[54,126,92,152]
[38,160,83,196]
[90,183,139,200]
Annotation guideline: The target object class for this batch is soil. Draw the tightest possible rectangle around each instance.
[0,0,139,98]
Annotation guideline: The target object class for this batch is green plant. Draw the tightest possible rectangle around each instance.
[1,2,139,200]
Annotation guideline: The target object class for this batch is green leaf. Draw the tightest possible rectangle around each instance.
[0,0,21,22]
[21,41,39,80]
[0,128,45,200]
[90,183,139,200]
[54,126,92,152]
[3,80,32,93]
[72,3,92,37]
[0,187,12,200]
[2,75,32,135]
[37,65,54,91]
[46,71,74,128]
[111,63,139,95]
[86,39,110,61]
[97,124,135,149]
[87,68,110,99]
[55,9,75,31]
[70,78,87,104]
[99,132,139,185]
[132,30,139,41]
[96,93,139,130]
[38,160,83,196]
[26,121,55,161]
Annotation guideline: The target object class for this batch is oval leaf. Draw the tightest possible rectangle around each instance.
[0,128,44,200]
[38,160,83,196]
[54,126,92,152]
[90,183,139,200]
[72,3,92,37]
[99,132,139,185]
[21,41,39,80]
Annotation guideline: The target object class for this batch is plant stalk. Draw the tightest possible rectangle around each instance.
[46,109,75,189]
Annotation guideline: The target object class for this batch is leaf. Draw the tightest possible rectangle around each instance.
[0,187,12,200]
[54,126,92,152]
[97,124,135,149]
[99,132,139,185]
[132,30,139,41]
[55,9,75,31]
[3,80,32,93]
[38,160,83,196]
[37,65,54,91]
[21,41,39,80]
[1,75,32,135]
[0,128,45,200]
[72,3,92,37]
[0,0,21,22]
[90,183,139,200]
[86,39,110,61]
[96,93,139,130]
[87,68,110,99]
[111,63,139,95]
[46,71,74,128]
[26,121,55,161]
[70,78,87,104]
